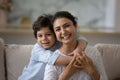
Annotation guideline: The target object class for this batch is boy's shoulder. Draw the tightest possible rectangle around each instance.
[32,43,44,51]
[34,43,41,47]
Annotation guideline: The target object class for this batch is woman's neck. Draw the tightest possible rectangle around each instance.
[59,40,78,55]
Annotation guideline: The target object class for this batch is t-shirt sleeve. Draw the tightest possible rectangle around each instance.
[31,43,60,64]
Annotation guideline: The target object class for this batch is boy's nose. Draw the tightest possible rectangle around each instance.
[42,35,47,40]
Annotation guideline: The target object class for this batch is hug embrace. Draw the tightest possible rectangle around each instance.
[19,11,108,80]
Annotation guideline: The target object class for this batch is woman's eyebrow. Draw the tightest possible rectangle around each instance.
[62,22,70,27]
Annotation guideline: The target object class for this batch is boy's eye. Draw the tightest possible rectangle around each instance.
[37,35,42,38]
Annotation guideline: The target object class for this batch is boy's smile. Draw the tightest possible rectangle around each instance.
[37,27,56,49]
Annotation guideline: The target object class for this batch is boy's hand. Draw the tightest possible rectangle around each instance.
[77,40,87,51]
[69,40,87,57]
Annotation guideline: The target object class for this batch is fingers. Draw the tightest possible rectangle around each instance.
[67,52,74,56]
[69,54,76,65]
[75,51,90,67]
[69,51,92,69]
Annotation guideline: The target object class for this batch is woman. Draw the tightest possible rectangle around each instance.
[44,11,108,80]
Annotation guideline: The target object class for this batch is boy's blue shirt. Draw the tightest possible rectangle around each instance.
[18,35,87,80]
[18,41,61,80]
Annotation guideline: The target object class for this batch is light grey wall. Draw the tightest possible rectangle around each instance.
[9,0,107,27]
[1,0,120,45]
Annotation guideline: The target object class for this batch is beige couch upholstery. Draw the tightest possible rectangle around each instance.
[0,37,120,80]
[0,38,5,80]
[95,44,120,80]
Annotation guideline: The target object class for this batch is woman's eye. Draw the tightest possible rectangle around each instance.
[55,28,60,32]
[64,24,70,28]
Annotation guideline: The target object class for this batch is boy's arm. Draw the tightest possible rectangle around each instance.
[32,43,59,64]
[76,39,87,52]
[56,35,88,65]
[69,35,87,56]
[32,43,72,65]
[76,34,88,51]
[32,35,87,65]
[73,35,88,54]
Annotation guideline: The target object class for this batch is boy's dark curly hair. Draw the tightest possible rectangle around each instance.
[32,14,54,38]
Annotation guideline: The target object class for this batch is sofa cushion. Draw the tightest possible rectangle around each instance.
[95,43,120,80]
[5,44,34,80]
[0,38,5,80]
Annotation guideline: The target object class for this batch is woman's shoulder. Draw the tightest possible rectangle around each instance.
[85,45,101,58]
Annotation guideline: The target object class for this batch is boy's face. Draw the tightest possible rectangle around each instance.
[37,27,56,49]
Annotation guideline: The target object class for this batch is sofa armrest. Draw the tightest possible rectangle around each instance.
[5,44,34,80]
[95,43,120,80]
[0,38,5,80]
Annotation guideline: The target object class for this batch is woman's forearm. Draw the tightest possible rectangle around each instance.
[87,66,100,80]
[58,66,77,80]
[90,68,100,80]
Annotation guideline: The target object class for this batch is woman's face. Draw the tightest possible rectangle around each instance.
[53,17,77,44]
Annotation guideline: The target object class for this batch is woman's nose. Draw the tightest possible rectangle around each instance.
[61,28,66,34]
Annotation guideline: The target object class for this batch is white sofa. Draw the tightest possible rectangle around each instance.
[0,38,120,80]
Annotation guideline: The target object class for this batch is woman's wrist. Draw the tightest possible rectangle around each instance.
[88,67,100,80]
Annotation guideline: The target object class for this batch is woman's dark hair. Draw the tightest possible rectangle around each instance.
[52,11,78,26]
[32,14,54,38]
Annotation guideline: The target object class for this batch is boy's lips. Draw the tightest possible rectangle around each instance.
[43,42,49,44]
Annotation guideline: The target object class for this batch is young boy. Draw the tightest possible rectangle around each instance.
[18,14,87,80]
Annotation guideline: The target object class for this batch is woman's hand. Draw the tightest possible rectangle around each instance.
[76,51,100,80]
[59,53,82,80]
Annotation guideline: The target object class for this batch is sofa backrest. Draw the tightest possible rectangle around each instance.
[95,43,120,80]
[0,38,5,80]
[4,44,34,80]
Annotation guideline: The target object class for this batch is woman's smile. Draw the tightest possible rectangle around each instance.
[61,33,71,40]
